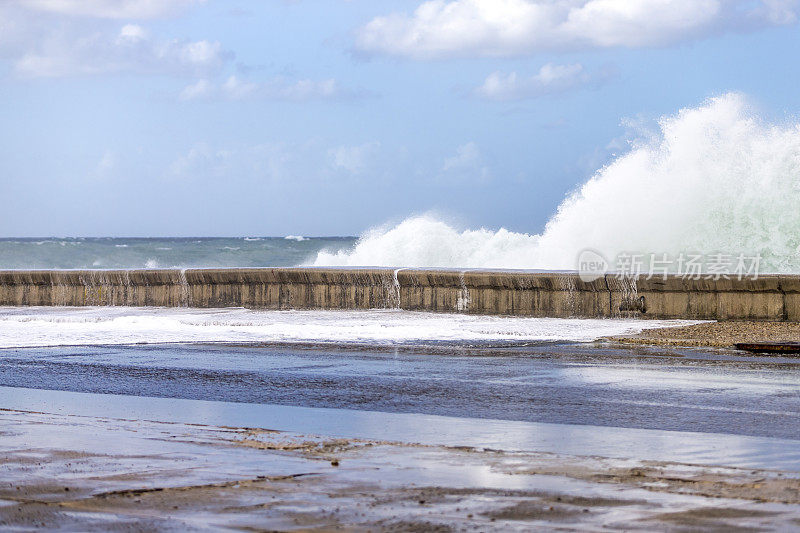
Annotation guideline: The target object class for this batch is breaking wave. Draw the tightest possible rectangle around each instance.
[313,93,800,272]
[0,307,696,348]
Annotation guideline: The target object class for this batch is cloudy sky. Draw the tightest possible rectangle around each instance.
[2,0,800,236]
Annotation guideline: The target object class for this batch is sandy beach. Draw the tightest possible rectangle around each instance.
[607,321,800,348]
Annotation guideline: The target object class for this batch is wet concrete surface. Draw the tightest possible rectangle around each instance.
[0,342,799,439]
[2,408,800,531]
[5,384,800,471]
[2,341,800,530]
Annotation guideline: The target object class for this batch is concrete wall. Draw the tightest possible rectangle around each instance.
[1,268,799,320]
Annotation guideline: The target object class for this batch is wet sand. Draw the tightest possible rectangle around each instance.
[607,320,800,348]
[2,408,800,531]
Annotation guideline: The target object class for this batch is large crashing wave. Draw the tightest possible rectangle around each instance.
[313,93,800,272]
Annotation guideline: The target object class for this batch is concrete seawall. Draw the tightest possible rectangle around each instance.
[0,269,799,320]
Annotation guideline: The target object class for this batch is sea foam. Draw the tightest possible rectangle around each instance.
[0,307,697,348]
[313,94,800,272]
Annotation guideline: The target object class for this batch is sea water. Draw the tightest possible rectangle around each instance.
[0,306,699,348]
[0,236,355,270]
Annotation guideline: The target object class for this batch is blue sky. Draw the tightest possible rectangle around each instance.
[2,0,800,237]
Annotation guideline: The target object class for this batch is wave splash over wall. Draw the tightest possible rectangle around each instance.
[313,94,800,272]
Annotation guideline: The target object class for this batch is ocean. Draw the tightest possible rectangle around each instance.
[0,235,705,348]
[0,236,355,270]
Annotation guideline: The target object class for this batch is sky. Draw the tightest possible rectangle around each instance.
[2,0,800,237]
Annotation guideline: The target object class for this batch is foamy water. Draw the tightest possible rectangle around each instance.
[0,307,698,348]
[313,93,800,272]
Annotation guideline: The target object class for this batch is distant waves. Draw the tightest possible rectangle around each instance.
[0,237,354,269]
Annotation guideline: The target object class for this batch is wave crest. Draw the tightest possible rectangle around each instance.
[313,93,800,272]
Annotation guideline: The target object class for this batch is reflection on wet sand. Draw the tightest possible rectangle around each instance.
[2,408,799,531]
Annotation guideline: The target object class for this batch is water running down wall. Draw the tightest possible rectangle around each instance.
[1,268,799,321]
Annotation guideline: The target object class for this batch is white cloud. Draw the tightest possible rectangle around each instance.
[179,75,359,101]
[16,0,202,19]
[278,78,339,100]
[168,143,231,178]
[166,140,486,186]
[442,141,491,181]
[168,141,369,183]
[355,0,800,59]
[180,40,222,67]
[14,24,228,78]
[93,150,116,179]
[166,139,400,186]
[221,75,258,99]
[475,63,614,100]
[179,79,214,100]
[0,4,46,56]
[117,23,148,42]
[443,141,480,171]
[328,142,381,174]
